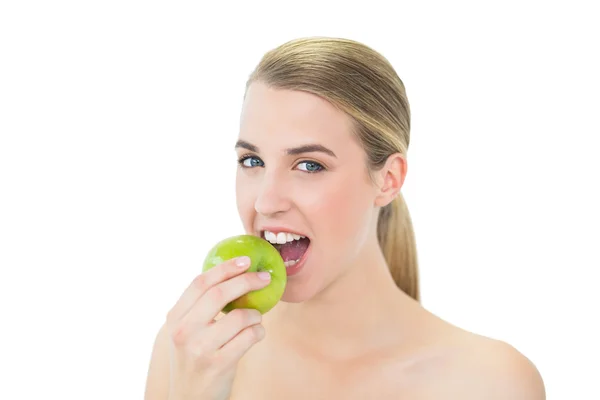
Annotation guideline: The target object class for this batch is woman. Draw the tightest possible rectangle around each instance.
[145,37,545,399]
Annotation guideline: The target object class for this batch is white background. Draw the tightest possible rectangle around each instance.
[1,1,598,399]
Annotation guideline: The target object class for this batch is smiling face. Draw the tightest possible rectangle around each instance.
[235,82,383,302]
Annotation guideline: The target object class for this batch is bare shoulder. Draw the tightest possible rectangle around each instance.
[435,333,546,400]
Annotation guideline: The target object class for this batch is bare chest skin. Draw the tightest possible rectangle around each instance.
[228,335,458,400]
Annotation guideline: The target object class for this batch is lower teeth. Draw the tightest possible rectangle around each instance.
[284,259,299,268]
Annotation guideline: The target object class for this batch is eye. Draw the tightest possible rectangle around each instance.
[296,161,324,173]
[238,155,264,168]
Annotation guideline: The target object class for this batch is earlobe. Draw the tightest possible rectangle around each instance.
[374,153,407,207]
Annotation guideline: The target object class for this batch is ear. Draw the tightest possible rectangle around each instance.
[373,153,407,208]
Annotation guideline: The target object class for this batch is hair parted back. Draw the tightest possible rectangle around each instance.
[245,37,419,301]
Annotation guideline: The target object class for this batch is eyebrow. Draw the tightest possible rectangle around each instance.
[234,139,337,158]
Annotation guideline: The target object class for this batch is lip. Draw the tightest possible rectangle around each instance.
[256,226,311,277]
[258,226,310,239]
[283,242,311,276]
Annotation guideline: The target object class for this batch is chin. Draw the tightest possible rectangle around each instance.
[278,259,335,304]
[279,283,318,303]
[274,253,322,303]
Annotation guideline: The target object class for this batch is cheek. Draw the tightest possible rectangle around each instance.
[235,173,254,230]
[304,175,373,253]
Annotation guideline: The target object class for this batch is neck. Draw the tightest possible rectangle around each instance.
[264,235,419,360]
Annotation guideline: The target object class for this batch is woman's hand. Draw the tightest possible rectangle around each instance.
[166,256,271,400]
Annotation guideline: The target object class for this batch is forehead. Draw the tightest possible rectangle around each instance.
[239,82,356,148]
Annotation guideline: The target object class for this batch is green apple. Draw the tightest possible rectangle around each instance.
[202,234,287,314]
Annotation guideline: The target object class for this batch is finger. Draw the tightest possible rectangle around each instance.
[166,256,251,324]
[205,309,262,350]
[218,323,265,366]
[187,270,271,325]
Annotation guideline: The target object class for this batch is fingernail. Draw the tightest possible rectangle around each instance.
[236,256,250,267]
[257,271,271,281]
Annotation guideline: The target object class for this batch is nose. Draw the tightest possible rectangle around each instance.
[254,169,292,217]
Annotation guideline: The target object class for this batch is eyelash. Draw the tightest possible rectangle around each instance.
[237,155,325,174]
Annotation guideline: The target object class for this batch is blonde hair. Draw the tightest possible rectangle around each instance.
[245,37,419,301]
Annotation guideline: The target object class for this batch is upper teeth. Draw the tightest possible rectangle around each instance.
[264,230,305,244]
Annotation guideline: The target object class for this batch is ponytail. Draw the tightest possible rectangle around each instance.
[377,193,420,301]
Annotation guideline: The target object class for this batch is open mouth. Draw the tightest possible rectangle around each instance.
[261,230,311,268]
